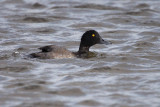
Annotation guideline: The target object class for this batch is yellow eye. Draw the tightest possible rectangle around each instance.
[92,34,95,37]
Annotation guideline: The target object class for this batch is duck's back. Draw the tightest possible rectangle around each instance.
[30,45,75,59]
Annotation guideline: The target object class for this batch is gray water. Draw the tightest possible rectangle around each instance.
[0,0,160,107]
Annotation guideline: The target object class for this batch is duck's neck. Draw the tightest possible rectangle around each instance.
[78,44,90,54]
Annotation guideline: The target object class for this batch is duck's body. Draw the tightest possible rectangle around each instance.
[30,45,75,59]
[29,30,111,59]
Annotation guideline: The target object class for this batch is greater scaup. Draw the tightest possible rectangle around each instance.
[29,30,111,59]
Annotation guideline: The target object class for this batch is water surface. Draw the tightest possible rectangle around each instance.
[0,0,160,107]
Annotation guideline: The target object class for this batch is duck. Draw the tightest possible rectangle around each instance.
[29,30,111,59]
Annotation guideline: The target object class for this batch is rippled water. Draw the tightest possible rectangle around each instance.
[0,0,160,107]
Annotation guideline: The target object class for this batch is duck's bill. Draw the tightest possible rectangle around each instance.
[99,39,112,45]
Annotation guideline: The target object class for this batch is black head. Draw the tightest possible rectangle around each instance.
[78,30,111,53]
[80,30,111,46]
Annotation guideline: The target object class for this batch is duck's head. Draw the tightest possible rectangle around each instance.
[79,30,111,53]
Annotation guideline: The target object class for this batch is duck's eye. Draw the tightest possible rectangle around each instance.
[92,34,95,37]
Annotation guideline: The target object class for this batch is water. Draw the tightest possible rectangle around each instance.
[0,0,160,107]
